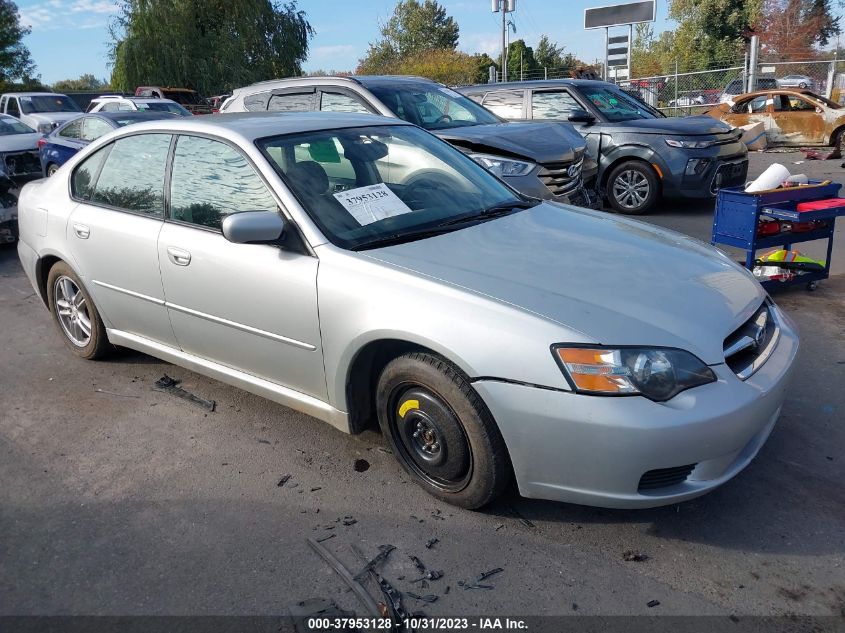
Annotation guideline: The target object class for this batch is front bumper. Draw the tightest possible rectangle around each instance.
[473,308,799,509]
[659,142,748,199]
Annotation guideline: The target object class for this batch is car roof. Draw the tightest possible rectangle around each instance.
[237,75,440,94]
[88,111,178,122]
[96,111,408,140]
[2,92,68,97]
[94,96,179,104]
[731,88,820,100]
[456,79,616,91]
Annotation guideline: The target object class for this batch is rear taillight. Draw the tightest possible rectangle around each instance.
[37,138,47,149]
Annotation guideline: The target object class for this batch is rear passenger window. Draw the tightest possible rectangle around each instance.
[59,120,83,139]
[71,146,109,200]
[320,92,370,113]
[90,133,171,217]
[169,135,278,230]
[532,91,582,119]
[81,118,113,141]
[481,91,524,118]
[267,92,316,112]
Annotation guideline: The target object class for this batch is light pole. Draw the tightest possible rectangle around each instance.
[492,0,516,82]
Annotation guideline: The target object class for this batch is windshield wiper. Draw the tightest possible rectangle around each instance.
[351,226,458,251]
[438,199,538,227]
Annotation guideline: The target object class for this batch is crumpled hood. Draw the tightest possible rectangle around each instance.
[434,121,586,164]
[363,203,765,365]
[599,115,736,137]
[0,132,42,153]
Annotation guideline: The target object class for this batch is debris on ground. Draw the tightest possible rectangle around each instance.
[412,570,443,582]
[409,555,427,573]
[506,504,535,528]
[316,533,336,543]
[647,600,661,608]
[425,538,439,549]
[430,509,445,520]
[153,374,216,411]
[353,459,370,472]
[409,515,424,523]
[406,592,438,603]
[277,474,292,487]
[623,550,649,562]
[802,147,837,160]
[306,538,382,617]
[572,603,578,611]
[353,544,395,582]
[310,487,322,492]
[476,567,504,582]
[458,580,494,590]
[94,388,139,398]
[341,517,357,526]
[495,524,504,531]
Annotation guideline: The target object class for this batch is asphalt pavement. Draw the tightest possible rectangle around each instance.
[1,151,843,624]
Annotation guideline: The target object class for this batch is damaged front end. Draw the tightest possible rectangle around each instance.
[2,148,41,180]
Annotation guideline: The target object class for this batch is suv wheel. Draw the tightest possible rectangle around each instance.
[606,161,659,215]
[376,352,511,509]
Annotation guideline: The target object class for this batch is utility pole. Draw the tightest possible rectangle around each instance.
[493,0,516,82]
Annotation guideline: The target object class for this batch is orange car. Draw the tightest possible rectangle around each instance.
[707,89,845,150]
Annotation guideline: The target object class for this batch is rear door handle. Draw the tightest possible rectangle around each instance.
[73,223,90,239]
[166,246,191,266]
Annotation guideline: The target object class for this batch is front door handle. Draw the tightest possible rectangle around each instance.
[166,246,191,266]
[73,223,90,239]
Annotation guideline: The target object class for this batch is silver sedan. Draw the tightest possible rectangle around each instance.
[16,113,798,509]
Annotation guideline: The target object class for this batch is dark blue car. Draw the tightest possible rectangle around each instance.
[39,111,178,177]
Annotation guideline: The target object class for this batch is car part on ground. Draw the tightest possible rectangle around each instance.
[456,79,748,215]
[15,112,798,510]
[221,75,594,206]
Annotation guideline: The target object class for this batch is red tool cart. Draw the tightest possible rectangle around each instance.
[712,181,845,291]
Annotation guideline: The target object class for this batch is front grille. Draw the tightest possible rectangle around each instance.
[538,157,583,197]
[638,464,696,491]
[711,159,748,194]
[723,302,779,380]
[4,150,40,176]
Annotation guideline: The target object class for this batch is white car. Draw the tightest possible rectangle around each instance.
[0,92,82,133]
[86,96,192,117]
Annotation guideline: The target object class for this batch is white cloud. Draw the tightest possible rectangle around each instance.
[19,0,115,31]
[311,44,358,59]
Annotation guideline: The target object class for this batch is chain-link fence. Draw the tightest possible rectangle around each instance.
[616,59,845,117]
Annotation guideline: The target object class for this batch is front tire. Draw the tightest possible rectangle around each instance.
[606,160,660,215]
[46,261,111,359]
[376,352,511,509]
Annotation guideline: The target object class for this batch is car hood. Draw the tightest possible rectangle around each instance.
[0,132,41,152]
[362,203,764,365]
[434,121,585,163]
[597,115,735,136]
[27,112,80,125]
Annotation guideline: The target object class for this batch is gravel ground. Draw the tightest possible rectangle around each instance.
[1,151,843,625]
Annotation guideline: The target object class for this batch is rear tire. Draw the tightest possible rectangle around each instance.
[606,160,659,215]
[46,163,59,177]
[376,352,511,509]
[46,261,111,359]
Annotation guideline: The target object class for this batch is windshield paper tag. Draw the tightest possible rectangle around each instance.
[333,183,413,226]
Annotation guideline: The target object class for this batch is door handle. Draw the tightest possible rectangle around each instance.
[166,246,191,266]
[73,223,90,239]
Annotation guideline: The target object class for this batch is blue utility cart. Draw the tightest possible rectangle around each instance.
[711,181,845,291]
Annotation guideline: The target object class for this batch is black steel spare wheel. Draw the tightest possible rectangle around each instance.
[390,386,472,491]
[375,351,511,509]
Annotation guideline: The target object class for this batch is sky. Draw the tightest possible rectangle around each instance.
[16,0,679,85]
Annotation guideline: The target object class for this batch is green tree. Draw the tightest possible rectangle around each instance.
[358,0,458,73]
[473,52,498,83]
[53,73,107,92]
[109,0,313,96]
[535,35,564,68]
[0,0,36,84]
[506,39,538,78]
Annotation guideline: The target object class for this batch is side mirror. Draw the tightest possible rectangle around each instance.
[222,211,285,244]
[568,109,595,124]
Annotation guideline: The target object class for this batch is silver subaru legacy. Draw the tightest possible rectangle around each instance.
[16,112,798,509]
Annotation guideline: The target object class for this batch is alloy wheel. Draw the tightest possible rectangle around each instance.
[612,169,650,211]
[54,275,91,347]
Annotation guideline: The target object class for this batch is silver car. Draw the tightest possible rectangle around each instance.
[16,113,799,509]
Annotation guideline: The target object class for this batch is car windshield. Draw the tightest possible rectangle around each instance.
[20,95,81,114]
[0,118,35,134]
[577,86,657,121]
[366,83,502,130]
[163,90,201,105]
[136,101,191,116]
[258,124,531,250]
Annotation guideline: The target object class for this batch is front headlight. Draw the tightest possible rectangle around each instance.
[37,123,52,134]
[665,138,713,149]
[468,153,535,177]
[552,346,716,402]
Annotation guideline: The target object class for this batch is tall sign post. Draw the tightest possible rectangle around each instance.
[584,0,655,82]
[492,0,516,82]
